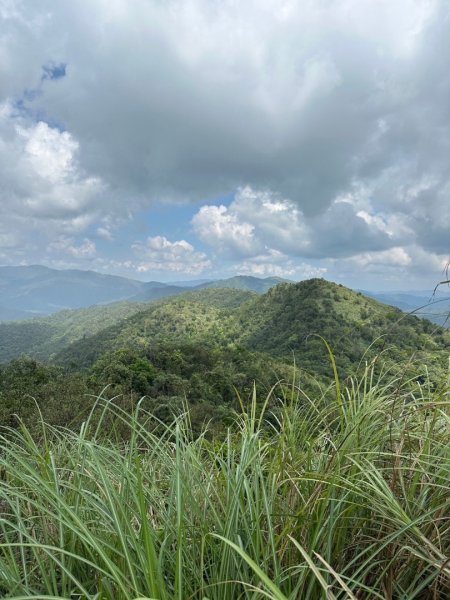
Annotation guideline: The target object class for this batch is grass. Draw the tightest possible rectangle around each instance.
[0,359,449,599]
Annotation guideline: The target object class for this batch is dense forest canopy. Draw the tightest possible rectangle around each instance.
[0,279,448,435]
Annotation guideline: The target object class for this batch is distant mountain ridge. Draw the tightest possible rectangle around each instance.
[0,266,144,319]
[364,289,450,326]
[0,265,289,321]
[2,264,448,332]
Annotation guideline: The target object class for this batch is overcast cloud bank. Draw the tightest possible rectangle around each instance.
[0,0,449,288]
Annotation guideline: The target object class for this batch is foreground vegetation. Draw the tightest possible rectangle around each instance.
[0,359,448,599]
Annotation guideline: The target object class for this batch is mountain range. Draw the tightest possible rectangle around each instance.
[364,289,450,325]
[0,265,287,321]
[2,265,449,325]
[1,274,449,437]
[1,277,448,378]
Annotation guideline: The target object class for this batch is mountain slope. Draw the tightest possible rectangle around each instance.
[54,288,255,368]
[0,288,257,366]
[52,280,450,380]
[0,301,149,364]
[0,305,34,321]
[237,279,449,376]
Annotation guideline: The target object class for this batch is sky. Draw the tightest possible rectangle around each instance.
[1,0,449,290]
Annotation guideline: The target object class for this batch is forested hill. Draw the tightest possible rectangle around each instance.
[1,279,449,437]
[0,289,256,365]
[52,279,449,377]
[0,301,149,364]
[237,279,449,376]
[1,278,448,377]
[53,289,255,369]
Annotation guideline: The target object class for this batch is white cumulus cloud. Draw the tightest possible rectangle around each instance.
[0,103,106,262]
[47,236,97,259]
[132,235,211,274]
[192,186,410,261]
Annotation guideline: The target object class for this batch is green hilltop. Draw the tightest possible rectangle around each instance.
[237,279,448,376]
[52,279,449,377]
[1,278,448,436]
[2,278,447,377]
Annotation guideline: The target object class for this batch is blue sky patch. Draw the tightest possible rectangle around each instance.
[42,62,66,81]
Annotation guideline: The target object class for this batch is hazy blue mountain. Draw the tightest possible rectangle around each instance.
[0,265,145,319]
[364,288,450,326]
[0,266,289,322]
[0,305,36,321]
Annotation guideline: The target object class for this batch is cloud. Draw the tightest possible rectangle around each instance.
[191,185,449,286]
[48,236,97,259]
[333,244,448,289]
[3,0,448,213]
[0,103,105,251]
[0,232,19,250]
[132,235,211,274]
[192,187,409,261]
[191,203,257,257]
[96,227,114,241]
[234,248,327,279]
[351,247,412,268]
[1,0,450,287]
